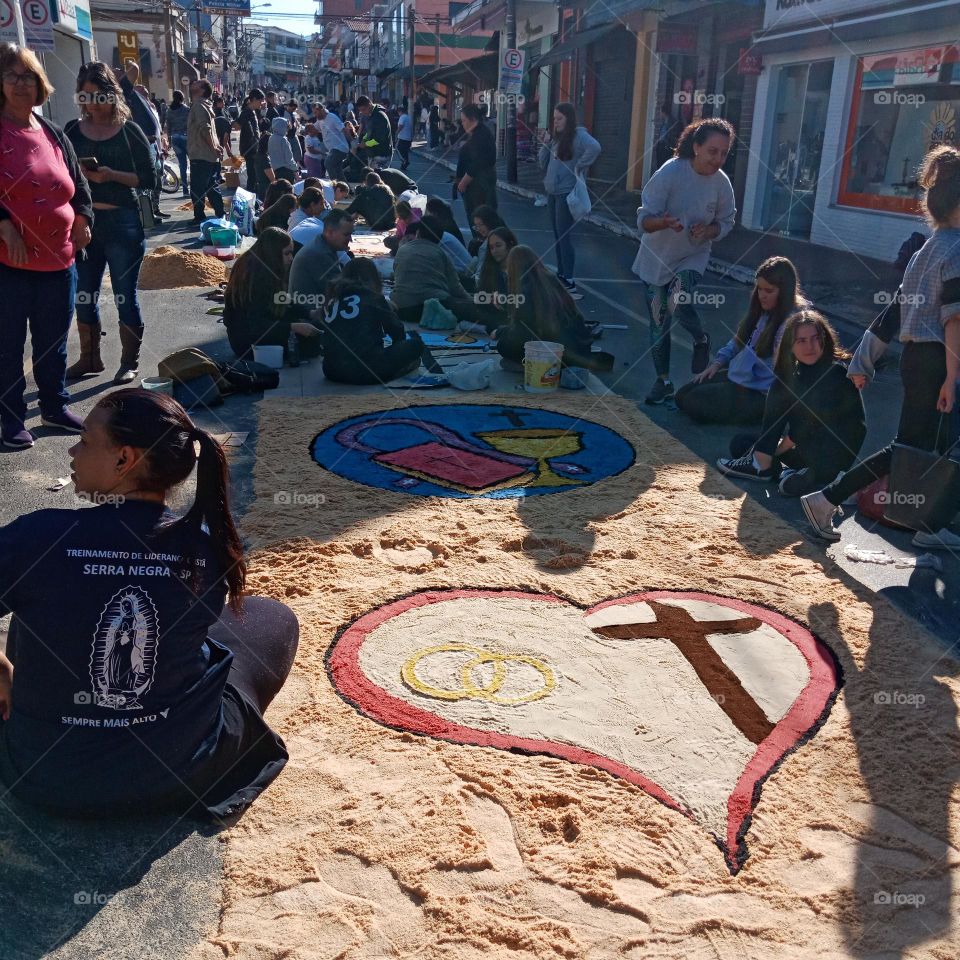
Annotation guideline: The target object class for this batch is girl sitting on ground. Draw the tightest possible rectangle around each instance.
[288,186,327,231]
[0,388,298,818]
[496,246,612,371]
[223,226,322,361]
[716,311,866,497]
[345,172,396,230]
[321,257,423,384]
[469,204,506,260]
[255,193,297,235]
[475,226,518,315]
[675,256,807,424]
[262,178,293,211]
[384,198,422,253]
[426,196,466,247]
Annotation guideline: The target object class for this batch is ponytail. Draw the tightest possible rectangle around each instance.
[185,429,247,613]
[918,145,960,227]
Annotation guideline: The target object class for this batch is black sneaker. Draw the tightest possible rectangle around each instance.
[559,275,584,300]
[691,334,711,375]
[716,454,775,482]
[644,378,675,406]
[778,467,819,497]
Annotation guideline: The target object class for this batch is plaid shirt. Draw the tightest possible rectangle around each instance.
[900,227,960,343]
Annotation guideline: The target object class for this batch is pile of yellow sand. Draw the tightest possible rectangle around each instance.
[138,245,227,290]
[191,395,960,960]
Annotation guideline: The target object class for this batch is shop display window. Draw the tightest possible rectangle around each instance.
[839,44,959,214]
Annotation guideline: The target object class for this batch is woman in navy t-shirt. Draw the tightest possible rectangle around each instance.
[0,388,298,819]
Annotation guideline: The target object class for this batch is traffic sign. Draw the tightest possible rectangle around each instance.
[21,0,55,50]
[0,0,17,46]
[499,47,525,98]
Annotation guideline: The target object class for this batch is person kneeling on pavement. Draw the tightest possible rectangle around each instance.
[496,246,611,371]
[345,172,396,230]
[675,257,808,425]
[716,311,865,497]
[288,208,352,304]
[223,226,323,362]
[321,257,423,384]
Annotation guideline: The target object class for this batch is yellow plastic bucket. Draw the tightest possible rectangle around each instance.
[523,341,564,393]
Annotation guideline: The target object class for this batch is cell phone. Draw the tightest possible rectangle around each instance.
[79,157,100,171]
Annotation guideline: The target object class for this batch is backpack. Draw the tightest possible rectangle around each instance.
[158,347,231,393]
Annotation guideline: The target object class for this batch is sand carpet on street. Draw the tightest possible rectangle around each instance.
[196,394,960,960]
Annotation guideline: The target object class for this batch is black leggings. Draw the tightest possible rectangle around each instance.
[823,341,953,508]
[209,596,299,713]
[675,371,767,425]
[323,339,422,384]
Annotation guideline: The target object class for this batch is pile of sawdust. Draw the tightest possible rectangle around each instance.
[192,395,960,960]
[138,245,227,290]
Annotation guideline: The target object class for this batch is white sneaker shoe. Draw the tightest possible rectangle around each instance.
[911,528,960,551]
[800,491,841,542]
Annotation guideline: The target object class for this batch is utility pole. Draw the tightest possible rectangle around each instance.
[408,5,416,122]
[505,0,517,183]
[163,0,176,100]
[195,2,204,76]
[433,15,439,68]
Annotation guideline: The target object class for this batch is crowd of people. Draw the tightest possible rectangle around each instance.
[2,37,960,823]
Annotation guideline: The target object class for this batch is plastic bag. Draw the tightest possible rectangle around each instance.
[398,190,428,213]
[448,358,497,391]
[199,217,232,244]
[566,174,591,221]
[230,187,257,237]
[419,298,458,330]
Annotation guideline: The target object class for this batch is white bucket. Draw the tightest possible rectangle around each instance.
[253,345,284,369]
[141,377,173,394]
[523,341,564,393]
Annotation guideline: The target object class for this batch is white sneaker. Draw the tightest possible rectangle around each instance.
[534,195,548,207]
[911,529,960,551]
[800,491,841,542]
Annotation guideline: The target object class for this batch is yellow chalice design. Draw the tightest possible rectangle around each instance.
[476,428,585,488]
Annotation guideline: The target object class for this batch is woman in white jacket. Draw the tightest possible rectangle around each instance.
[538,102,600,300]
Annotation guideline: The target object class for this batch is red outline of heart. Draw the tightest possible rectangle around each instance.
[326,588,841,873]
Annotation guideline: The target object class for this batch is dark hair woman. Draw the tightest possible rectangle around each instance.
[718,311,865,498]
[345,172,395,230]
[632,116,737,407]
[456,102,497,228]
[255,192,297,235]
[0,45,93,450]
[425,196,465,247]
[0,388,298,818]
[801,146,960,548]
[477,225,518,304]
[321,256,422,384]
[65,61,158,385]
[262,177,293,210]
[164,89,190,198]
[675,256,807,424]
[223,226,322,361]
[497,246,612,371]
[538,101,600,297]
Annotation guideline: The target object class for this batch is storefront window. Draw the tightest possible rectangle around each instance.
[839,44,959,214]
[761,60,833,238]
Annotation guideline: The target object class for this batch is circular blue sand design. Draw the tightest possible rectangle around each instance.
[310,405,635,499]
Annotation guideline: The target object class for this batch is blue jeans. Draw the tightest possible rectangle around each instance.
[189,157,225,221]
[0,262,75,430]
[171,134,189,195]
[548,193,576,280]
[75,207,146,329]
[642,270,705,379]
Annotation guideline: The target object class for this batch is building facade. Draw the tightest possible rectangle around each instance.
[740,0,958,259]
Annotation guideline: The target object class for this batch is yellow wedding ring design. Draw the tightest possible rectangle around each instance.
[401,643,556,705]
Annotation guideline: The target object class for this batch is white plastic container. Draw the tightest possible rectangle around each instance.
[523,341,564,393]
[253,345,284,369]
[141,376,173,394]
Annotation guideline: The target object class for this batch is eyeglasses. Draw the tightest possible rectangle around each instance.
[2,71,39,87]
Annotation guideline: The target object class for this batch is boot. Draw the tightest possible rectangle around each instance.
[114,324,143,384]
[65,322,105,380]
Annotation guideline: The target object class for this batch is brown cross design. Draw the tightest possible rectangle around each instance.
[592,602,774,745]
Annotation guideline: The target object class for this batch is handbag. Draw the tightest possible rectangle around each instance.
[884,415,960,531]
[217,359,280,393]
[566,173,591,221]
[120,123,158,230]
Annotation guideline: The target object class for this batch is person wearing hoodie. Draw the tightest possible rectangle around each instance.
[538,102,600,300]
[267,116,297,183]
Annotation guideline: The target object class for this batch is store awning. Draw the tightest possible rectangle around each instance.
[176,54,200,84]
[531,22,622,69]
[376,64,400,79]
[420,52,499,90]
[750,0,954,55]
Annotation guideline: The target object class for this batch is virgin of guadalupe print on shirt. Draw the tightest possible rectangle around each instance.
[89,586,160,710]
